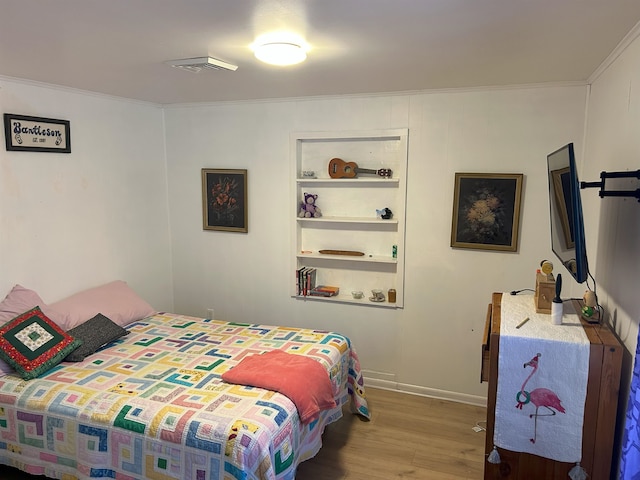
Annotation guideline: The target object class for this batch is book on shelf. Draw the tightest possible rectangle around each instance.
[296,267,306,296]
[306,268,315,295]
[296,267,305,295]
[296,267,317,296]
[309,285,340,297]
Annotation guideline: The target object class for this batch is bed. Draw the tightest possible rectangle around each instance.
[0,309,369,480]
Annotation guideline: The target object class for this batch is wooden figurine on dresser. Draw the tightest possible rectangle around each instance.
[533,259,556,313]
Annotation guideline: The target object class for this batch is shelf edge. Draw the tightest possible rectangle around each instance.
[292,295,402,308]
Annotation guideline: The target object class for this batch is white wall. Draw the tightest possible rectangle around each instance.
[0,78,174,310]
[585,31,640,355]
[164,85,587,404]
[583,27,640,472]
[2,74,613,406]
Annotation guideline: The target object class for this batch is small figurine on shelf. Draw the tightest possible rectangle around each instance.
[376,207,393,219]
[298,192,322,218]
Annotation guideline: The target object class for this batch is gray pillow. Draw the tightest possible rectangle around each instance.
[64,313,129,362]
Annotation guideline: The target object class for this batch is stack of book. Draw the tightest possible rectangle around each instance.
[296,267,317,296]
[296,268,340,297]
[309,285,340,297]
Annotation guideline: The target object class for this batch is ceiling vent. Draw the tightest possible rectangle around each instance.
[166,56,238,73]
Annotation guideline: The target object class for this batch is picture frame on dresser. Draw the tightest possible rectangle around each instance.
[201,168,248,233]
[450,172,523,252]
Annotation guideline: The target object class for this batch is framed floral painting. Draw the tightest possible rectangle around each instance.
[202,168,248,233]
[450,173,523,251]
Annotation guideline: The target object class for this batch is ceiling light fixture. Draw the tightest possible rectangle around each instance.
[254,42,306,66]
[166,56,238,73]
[252,33,308,66]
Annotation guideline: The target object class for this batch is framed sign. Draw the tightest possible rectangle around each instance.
[451,172,523,252]
[202,168,248,233]
[3,113,71,153]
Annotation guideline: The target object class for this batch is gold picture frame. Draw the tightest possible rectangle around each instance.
[451,173,524,252]
[550,166,574,249]
[202,168,248,233]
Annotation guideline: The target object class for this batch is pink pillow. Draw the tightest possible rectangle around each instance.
[0,285,61,324]
[49,281,156,330]
[222,349,337,424]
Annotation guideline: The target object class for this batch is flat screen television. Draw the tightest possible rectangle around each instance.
[547,142,589,284]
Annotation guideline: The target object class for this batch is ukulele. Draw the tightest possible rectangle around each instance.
[328,158,392,179]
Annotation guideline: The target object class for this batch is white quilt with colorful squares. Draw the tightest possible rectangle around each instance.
[0,313,370,479]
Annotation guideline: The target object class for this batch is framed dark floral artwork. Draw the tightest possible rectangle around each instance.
[450,173,523,252]
[202,168,248,233]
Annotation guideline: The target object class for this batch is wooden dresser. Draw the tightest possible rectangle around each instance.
[481,292,622,479]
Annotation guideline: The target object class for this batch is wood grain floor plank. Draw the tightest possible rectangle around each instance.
[296,387,487,480]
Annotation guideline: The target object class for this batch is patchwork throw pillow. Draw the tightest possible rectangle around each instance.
[0,285,65,376]
[0,306,82,380]
[64,313,129,362]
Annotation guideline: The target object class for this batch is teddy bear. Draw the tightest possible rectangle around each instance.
[298,192,322,218]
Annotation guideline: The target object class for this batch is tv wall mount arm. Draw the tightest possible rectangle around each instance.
[581,170,640,202]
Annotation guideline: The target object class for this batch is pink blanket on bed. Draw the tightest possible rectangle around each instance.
[222,349,337,424]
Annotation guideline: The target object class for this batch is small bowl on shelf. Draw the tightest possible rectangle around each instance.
[351,291,364,299]
[301,170,316,178]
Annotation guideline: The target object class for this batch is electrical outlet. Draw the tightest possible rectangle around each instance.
[207,308,215,319]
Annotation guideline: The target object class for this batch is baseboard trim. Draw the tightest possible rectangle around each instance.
[364,377,487,407]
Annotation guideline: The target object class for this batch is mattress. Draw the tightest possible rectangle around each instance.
[0,313,369,480]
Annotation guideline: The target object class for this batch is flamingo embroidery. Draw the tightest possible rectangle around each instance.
[515,353,565,443]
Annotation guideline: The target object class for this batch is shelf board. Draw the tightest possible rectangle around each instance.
[293,294,400,308]
[297,216,398,225]
[296,178,399,185]
[297,252,397,264]
[293,130,406,141]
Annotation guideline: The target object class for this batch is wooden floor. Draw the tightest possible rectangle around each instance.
[0,387,487,480]
[297,387,487,479]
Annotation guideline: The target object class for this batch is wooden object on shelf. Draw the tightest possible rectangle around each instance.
[481,292,622,479]
[318,249,365,256]
[328,157,393,178]
[534,272,555,313]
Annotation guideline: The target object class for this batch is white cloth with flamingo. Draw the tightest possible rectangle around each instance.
[493,293,590,463]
